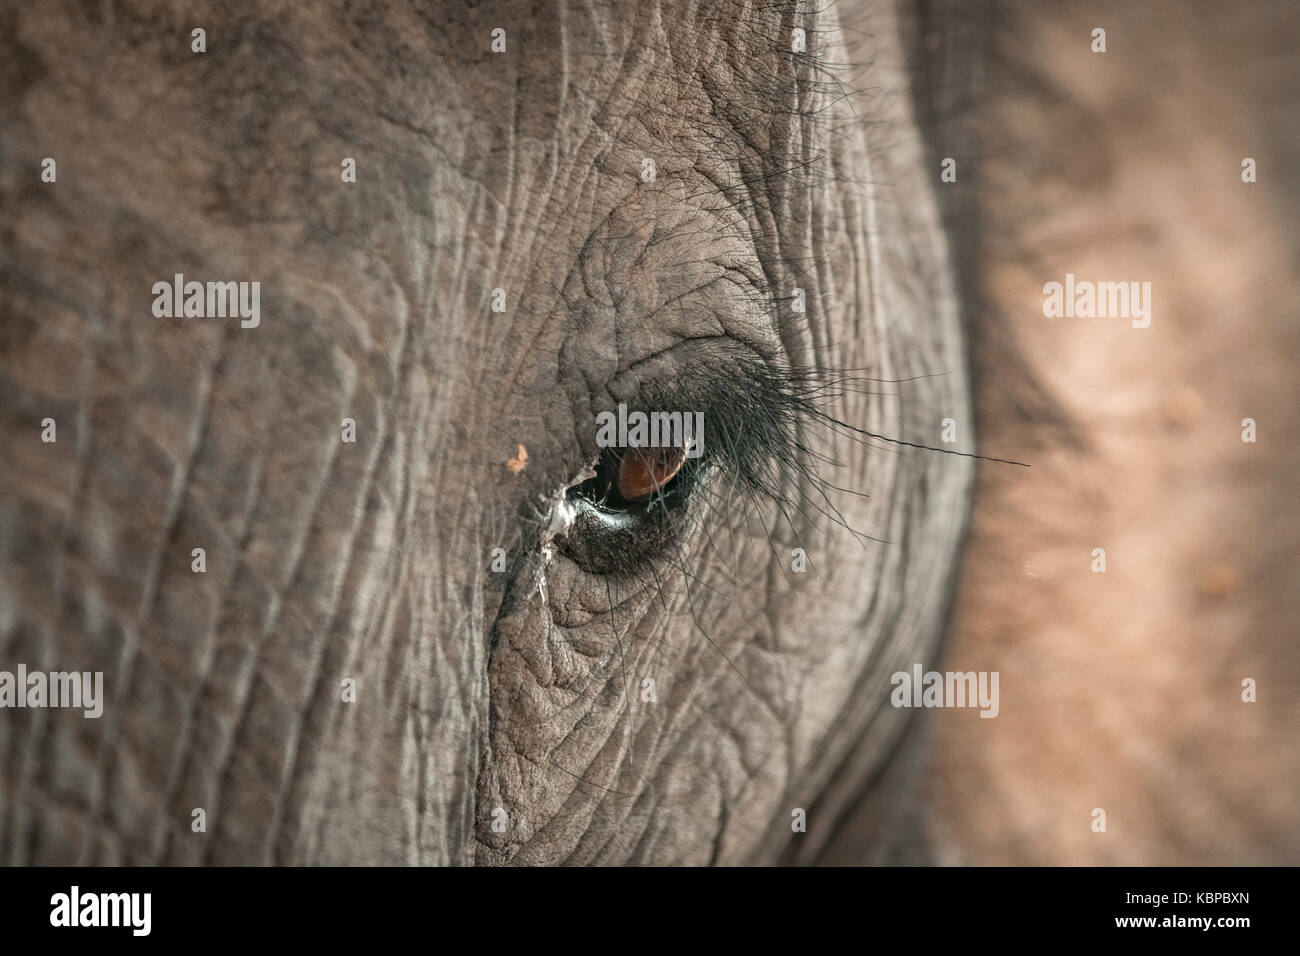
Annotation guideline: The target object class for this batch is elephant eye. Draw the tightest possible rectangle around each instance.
[618,446,687,501]
[557,444,700,575]
[581,446,689,508]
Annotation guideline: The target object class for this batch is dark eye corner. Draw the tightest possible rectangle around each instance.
[568,444,696,513]
[556,443,705,576]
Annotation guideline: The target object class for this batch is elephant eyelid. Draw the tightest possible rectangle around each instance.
[557,349,817,576]
[563,346,952,577]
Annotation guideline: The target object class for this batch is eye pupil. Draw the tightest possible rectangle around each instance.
[616,446,687,502]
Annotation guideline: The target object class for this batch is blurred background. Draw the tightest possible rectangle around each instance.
[820,0,1298,865]
[917,0,1299,865]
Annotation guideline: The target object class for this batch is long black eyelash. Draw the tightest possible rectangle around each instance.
[560,343,1031,584]
[556,351,858,578]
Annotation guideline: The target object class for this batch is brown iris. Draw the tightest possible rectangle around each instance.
[615,446,687,502]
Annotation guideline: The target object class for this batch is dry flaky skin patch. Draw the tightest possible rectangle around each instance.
[534,460,594,605]
[918,0,1300,865]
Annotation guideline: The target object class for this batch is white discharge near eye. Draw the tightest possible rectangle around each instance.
[534,459,596,605]
[538,498,575,605]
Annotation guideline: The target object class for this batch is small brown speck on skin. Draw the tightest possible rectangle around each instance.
[506,444,528,474]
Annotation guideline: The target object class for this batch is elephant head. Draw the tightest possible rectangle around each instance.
[0,0,971,864]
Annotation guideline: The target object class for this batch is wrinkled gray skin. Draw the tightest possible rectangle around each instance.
[0,0,970,864]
